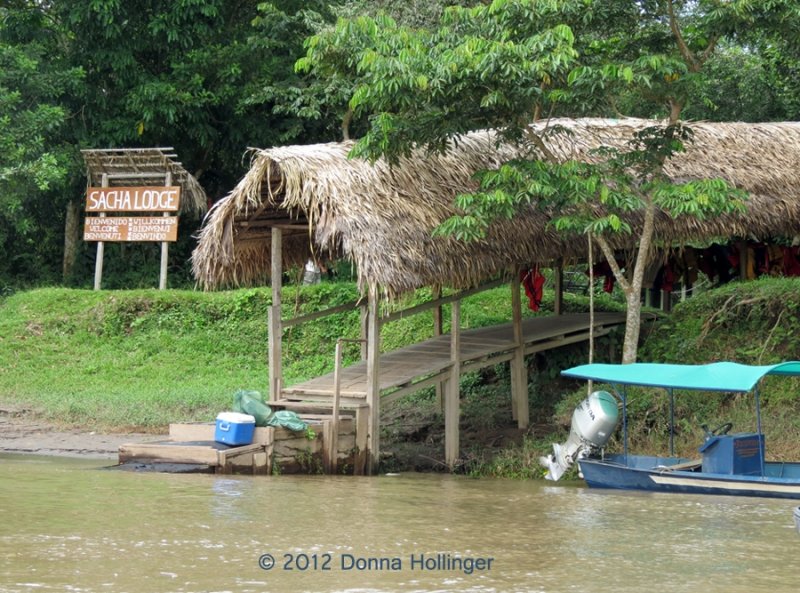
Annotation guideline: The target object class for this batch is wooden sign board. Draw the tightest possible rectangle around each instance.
[83,216,179,242]
[86,186,181,212]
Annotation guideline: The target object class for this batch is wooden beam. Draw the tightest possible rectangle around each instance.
[510,273,529,428]
[445,300,461,469]
[282,299,361,328]
[268,228,283,400]
[365,284,381,474]
[382,278,504,323]
[105,172,170,180]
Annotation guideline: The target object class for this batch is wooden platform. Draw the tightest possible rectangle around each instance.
[280,312,626,405]
[118,416,366,475]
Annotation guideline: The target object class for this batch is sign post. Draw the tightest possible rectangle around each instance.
[160,172,172,290]
[93,174,108,290]
[84,182,182,289]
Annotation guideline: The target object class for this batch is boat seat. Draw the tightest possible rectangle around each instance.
[654,459,702,472]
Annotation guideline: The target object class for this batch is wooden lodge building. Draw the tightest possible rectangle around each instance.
[192,118,800,472]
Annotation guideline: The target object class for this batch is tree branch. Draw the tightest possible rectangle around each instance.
[523,127,559,163]
[666,0,699,72]
[342,107,353,141]
[594,234,631,294]
[700,34,720,65]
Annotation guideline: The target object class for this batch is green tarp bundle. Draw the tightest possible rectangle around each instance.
[232,390,308,432]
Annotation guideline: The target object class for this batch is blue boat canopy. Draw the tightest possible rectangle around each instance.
[562,361,800,393]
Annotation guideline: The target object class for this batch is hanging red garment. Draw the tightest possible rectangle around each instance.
[782,246,800,277]
[587,261,618,294]
[520,266,546,311]
[660,264,676,293]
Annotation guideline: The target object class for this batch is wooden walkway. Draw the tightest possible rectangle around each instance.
[279,312,626,405]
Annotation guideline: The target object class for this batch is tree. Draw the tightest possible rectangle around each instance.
[293,0,474,141]
[1,0,339,287]
[0,5,84,286]
[297,0,797,363]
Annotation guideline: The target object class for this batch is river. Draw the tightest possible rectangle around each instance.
[1,453,797,593]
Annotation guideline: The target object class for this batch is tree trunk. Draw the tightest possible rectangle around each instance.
[594,196,656,364]
[62,199,82,283]
[620,199,656,363]
[621,290,643,364]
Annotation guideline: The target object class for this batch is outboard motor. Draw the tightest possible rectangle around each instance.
[539,390,619,481]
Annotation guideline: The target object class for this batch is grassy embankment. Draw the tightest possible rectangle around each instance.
[3,278,800,474]
[0,283,618,433]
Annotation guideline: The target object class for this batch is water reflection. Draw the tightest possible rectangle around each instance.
[0,454,797,593]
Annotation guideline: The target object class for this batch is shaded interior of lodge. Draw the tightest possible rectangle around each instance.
[188,118,800,474]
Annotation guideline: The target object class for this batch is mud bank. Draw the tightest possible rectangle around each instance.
[0,404,165,459]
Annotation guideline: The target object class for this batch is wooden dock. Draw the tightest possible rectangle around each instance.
[119,414,367,475]
[280,312,625,405]
[271,310,627,471]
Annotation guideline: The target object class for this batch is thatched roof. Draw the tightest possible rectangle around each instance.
[82,147,207,217]
[192,118,800,296]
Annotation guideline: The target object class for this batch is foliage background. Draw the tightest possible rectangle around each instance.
[1,0,799,291]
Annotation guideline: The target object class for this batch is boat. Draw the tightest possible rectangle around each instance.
[540,361,800,499]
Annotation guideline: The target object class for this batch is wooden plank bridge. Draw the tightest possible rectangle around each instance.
[270,304,627,472]
[280,312,626,404]
[264,229,635,473]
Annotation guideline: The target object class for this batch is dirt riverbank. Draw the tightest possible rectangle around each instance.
[0,404,165,459]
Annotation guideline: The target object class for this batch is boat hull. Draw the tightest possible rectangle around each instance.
[579,455,800,499]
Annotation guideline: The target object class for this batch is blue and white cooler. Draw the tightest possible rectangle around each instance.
[214,412,256,446]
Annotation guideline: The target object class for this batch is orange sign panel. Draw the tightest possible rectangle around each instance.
[83,217,179,242]
[86,186,181,212]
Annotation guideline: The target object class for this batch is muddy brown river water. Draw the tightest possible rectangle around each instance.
[1,453,797,592]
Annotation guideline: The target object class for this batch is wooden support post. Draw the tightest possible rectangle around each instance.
[445,300,461,469]
[359,303,368,361]
[553,262,564,316]
[158,171,172,290]
[365,284,381,474]
[321,419,334,474]
[510,273,529,429]
[738,240,748,281]
[354,405,368,475]
[268,228,283,400]
[330,339,343,474]
[93,174,109,290]
[432,285,445,412]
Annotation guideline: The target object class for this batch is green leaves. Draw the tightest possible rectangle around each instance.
[297,2,581,158]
